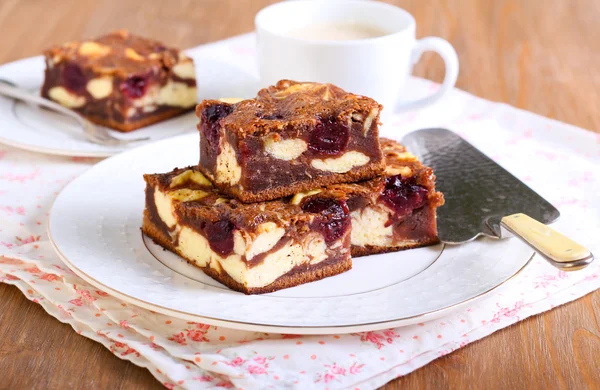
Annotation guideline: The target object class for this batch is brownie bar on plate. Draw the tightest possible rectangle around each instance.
[306,138,445,256]
[41,30,197,132]
[196,80,385,203]
[142,168,352,294]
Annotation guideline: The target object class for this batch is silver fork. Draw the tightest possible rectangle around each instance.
[0,79,149,146]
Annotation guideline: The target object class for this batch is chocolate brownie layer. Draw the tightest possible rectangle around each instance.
[197,80,384,203]
[41,30,197,132]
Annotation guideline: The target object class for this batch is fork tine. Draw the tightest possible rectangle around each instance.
[0,80,151,147]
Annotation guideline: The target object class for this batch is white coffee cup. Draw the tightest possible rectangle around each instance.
[255,0,459,112]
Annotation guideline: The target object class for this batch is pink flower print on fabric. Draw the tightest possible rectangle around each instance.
[186,328,209,343]
[16,235,40,246]
[225,356,245,367]
[584,273,598,282]
[169,332,187,346]
[192,375,214,382]
[533,271,568,289]
[316,362,365,384]
[73,285,97,303]
[490,300,527,323]
[253,356,267,365]
[0,206,26,216]
[247,365,267,375]
[349,362,365,375]
[356,329,400,349]
[39,273,60,282]
[68,298,84,307]
[568,171,594,187]
[0,169,40,183]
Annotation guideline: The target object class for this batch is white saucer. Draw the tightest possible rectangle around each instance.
[0,55,258,157]
[48,133,535,334]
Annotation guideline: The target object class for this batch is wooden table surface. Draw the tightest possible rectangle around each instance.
[0,0,598,388]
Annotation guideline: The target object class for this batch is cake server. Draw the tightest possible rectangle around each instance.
[401,128,594,271]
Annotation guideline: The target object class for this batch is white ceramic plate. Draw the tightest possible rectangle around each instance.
[0,55,258,157]
[48,133,535,334]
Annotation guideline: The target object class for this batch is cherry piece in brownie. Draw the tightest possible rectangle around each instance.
[41,30,197,132]
[142,168,351,295]
[196,80,385,203]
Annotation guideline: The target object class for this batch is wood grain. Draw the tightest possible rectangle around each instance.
[0,0,598,388]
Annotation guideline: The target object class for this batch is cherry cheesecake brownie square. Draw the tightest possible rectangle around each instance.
[142,168,352,294]
[196,80,385,203]
[41,30,197,132]
[317,138,444,256]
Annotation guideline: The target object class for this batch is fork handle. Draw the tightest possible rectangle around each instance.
[501,213,594,271]
[0,81,149,146]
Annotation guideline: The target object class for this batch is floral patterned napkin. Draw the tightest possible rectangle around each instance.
[1,34,598,389]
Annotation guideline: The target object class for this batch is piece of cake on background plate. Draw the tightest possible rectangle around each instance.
[41,30,197,132]
[196,80,385,203]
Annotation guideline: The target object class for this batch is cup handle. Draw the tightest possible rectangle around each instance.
[397,37,459,111]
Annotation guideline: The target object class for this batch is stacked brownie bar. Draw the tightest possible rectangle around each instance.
[196,80,384,202]
[143,80,444,294]
[143,168,352,294]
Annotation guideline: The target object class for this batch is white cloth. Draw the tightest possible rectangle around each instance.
[1,34,598,389]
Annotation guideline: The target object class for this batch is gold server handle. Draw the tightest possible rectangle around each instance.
[501,213,594,271]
